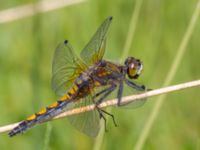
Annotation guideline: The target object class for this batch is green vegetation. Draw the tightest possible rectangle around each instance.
[0,0,200,149]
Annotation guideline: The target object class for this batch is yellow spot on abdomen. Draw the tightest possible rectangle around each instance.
[27,114,36,121]
[69,88,75,95]
[73,85,78,92]
[36,108,47,115]
[60,94,70,101]
[60,85,78,101]
[48,101,58,109]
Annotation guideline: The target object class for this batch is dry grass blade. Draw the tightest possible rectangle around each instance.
[0,0,86,24]
[0,79,200,135]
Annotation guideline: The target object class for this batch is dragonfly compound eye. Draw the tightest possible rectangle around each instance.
[125,57,143,79]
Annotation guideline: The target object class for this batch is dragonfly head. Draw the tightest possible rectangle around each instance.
[125,57,143,79]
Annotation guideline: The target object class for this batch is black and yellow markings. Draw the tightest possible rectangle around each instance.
[36,108,47,116]
[26,102,59,121]
[68,88,75,95]
[26,108,47,121]
[27,114,37,121]
[73,84,78,92]
[26,107,51,121]
[68,85,78,95]
[26,84,80,121]
[60,94,70,101]
[47,101,59,109]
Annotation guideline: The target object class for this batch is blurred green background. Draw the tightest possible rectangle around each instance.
[0,0,200,149]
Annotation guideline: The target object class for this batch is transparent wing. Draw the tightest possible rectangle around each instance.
[52,40,87,96]
[118,81,147,108]
[67,95,100,137]
[80,16,113,65]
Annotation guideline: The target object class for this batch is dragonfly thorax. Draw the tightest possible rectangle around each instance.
[124,57,143,79]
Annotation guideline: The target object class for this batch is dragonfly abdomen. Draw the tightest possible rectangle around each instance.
[9,83,81,137]
[9,96,73,137]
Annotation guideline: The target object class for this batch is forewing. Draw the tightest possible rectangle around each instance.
[80,16,113,65]
[52,40,87,96]
[68,95,100,137]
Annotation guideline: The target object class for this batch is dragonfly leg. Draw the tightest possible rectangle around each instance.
[94,84,118,128]
[96,108,108,132]
[95,84,117,105]
[92,85,113,100]
[100,109,117,127]
[117,81,124,106]
[125,79,146,91]
[96,105,117,133]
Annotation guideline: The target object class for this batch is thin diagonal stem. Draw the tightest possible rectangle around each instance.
[1,79,200,134]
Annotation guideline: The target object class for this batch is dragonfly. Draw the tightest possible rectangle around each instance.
[9,16,147,137]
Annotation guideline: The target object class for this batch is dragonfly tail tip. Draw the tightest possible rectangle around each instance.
[64,40,68,44]
[108,16,113,21]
